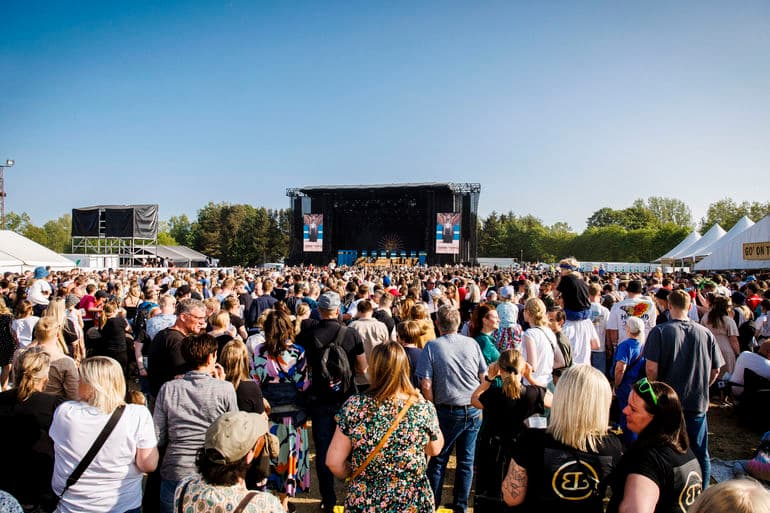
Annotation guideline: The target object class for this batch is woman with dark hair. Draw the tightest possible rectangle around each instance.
[607,378,703,513]
[251,305,310,511]
[326,342,443,513]
[471,349,550,511]
[702,295,740,377]
[470,303,501,365]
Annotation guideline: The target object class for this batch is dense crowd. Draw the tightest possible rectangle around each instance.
[1,260,769,513]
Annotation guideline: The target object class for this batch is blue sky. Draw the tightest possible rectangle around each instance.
[2,1,769,231]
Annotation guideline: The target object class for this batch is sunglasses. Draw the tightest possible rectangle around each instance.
[634,377,658,408]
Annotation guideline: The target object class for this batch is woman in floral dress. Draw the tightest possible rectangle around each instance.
[326,342,444,513]
[251,305,310,511]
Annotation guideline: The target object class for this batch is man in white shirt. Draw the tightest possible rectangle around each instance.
[606,279,656,353]
[730,342,770,399]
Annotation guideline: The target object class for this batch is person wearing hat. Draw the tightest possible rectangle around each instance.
[654,288,672,325]
[174,411,283,513]
[606,279,657,361]
[27,266,53,317]
[295,291,366,511]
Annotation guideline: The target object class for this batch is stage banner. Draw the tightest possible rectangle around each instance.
[436,213,460,254]
[303,214,323,252]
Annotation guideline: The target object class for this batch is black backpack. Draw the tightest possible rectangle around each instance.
[315,325,354,400]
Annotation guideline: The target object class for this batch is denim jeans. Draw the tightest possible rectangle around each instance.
[427,405,482,513]
[308,402,341,509]
[684,412,710,488]
[159,479,180,513]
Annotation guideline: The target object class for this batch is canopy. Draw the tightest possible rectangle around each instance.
[673,224,725,260]
[136,245,210,266]
[654,231,701,262]
[694,215,770,270]
[0,230,75,273]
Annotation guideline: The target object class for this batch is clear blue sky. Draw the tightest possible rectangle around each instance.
[2,1,769,231]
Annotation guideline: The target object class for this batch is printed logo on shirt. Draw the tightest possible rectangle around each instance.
[621,302,653,319]
[677,471,703,512]
[551,460,599,500]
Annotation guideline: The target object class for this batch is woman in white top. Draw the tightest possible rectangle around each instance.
[50,356,158,513]
[11,300,39,349]
[521,298,555,386]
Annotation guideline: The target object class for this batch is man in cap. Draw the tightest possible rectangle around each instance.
[173,411,283,512]
[295,291,365,511]
[27,266,53,316]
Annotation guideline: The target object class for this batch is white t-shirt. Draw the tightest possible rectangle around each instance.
[521,326,555,385]
[563,319,599,366]
[50,402,158,513]
[590,302,610,351]
[11,316,39,348]
[730,351,770,398]
[607,296,657,336]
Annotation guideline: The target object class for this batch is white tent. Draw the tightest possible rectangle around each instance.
[674,224,726,260]
[0,230,75,273]
[655,231,701,262]
[691,216,754,270]
[694,215,770,270]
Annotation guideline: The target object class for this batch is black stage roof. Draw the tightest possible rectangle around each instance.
[287,182,480,196]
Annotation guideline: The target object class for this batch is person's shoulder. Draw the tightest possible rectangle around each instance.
[598,432,624,455]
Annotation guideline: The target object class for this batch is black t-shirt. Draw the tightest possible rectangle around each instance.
[479,384,545,443]
[607,443,702,513]
[372,309,395,335]
[148,327,188,396]
[295,319,365,404]
[557,274,591,312]
[236,380,265,414]
[100,316,128,351]
[511,429,623,513]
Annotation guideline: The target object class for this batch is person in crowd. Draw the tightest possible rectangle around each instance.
[607,279,657,360]
[349,299,390,390]
[145,294,177,342]
[417,305,487,513]
[729,340,770,400]
[701,294,740,378]
[469,303,501,365]
[12,299,39,350]
[22,316,79,401]
[294,291,366,512]
[252,306,311,511]
[326,342,443,513]
[607,379,703,513]
[613,316,647,445]
[248,278,277,329]
[644,289,724,487]
[63,294,85,364]
[688,478,770,513]
[27,267,52,316]
[41,297,80,362]
[555,262,600,367]
[293,302,313,334]
[121,283,143,323]
[546,307,571,382]
[174,411,284,513]
[396,320,423,389]
[97,302,132,377]
[153,333,238,513]
[50,356,159,513]
[653,287,672,325]
[209,309,238,358]
[588,282,611,376]
[0,300,15,390]
[221,340,265,415]
[0,347,63,510]
[78,286,108,332]
[372,292,397,341]
[502,365,623,511]
[471,349,550,510]
[521,298,556,387]
[224,295,250,341]
[495,285,522,352]
[409,302,436,348]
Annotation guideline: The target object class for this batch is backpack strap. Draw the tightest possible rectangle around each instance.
[332,324,347,347]
[176,479,193,513]
[233,491,258,513]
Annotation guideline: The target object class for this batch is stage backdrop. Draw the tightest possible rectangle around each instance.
[436,212,460,254]
[303,214,323,252]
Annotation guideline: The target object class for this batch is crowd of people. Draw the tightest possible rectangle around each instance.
[0,260,769,512]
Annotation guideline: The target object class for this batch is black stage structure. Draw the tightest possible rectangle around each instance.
[286,183,480,266]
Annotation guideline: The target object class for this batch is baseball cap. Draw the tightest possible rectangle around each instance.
[33,267,49,279]
[318,291,341,310]
[204,412,269,465]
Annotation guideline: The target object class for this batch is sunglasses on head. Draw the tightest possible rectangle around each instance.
[633,377,658,409]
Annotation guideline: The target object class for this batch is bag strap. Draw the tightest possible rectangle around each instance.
[233,491,258,513]
[621,349,645,383]
[176,479,193,513]
[332,324,347,347]
[349,397,414,481]
[60,405,126,499]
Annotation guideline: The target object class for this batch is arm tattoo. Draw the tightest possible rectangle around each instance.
[502,458,528,505]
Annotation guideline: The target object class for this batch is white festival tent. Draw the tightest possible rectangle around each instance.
[673,224,726,260]
[694,215,770,271]
[654,231,701,262]
[691,216,754,269]
[0,230,75,273]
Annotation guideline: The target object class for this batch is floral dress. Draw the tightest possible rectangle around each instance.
[251,343,310,496]
[336,394,441,513]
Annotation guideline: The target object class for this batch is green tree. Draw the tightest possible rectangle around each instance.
[157,232,178,245]
[168,214,194,247]
[4,211,31,233]
[701,198,770,230]
[586,207,627,228]
[638,197,693,228]
[41,214,72,253]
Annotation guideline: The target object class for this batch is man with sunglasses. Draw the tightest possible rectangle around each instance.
[643,289,724,487]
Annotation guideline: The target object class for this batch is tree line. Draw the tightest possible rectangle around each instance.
[5,196,770,265]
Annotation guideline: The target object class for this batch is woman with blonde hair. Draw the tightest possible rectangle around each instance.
[471,349,550,510]
[688,478,770,513]
[50,356,158,513]
[0,347,63,510]
[42,297,72,355]
[502,365,622,511]
[294,302,311,334]
[521,297,556,386]
[220,340,264,414]
[326,342,444,512]
[208,309,236,358]
[28,316,79,401]
[409,303,436,348]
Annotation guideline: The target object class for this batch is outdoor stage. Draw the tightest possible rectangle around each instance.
[286,183,480,266]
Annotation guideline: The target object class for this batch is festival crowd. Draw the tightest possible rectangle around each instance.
[0,259,769,513]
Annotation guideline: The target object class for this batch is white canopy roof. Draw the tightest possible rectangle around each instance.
[673,224,726,260]
[694,215,770,270]
[655,231,701,262]
[0,230,75,272]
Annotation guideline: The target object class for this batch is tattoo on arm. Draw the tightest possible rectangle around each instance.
[502,458,528,506]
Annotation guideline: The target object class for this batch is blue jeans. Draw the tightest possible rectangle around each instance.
[309,402,341,509]
[684,412,710,488]
[428,405,482,512]
[159,479,180,513]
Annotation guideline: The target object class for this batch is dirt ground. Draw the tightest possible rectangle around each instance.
[288,401,762,512]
